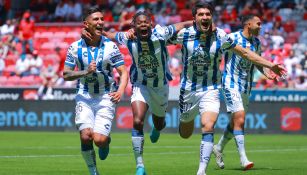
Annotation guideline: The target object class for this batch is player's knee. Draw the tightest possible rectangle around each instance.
[80,129,93,144]
[133,118,144,130]
[202,122,215,131]
[93,136,109,147]
[234,117,245,127]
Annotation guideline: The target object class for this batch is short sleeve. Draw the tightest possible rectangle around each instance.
[219,30,236,51]
[115,32,128,46]
[168,28,185,45]
[154,24,176,40]
[65,44,77,68]
[107,43,124,68]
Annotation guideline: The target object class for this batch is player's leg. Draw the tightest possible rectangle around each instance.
[213,89,235,169]
[75,96,100,175]
[94,94,116,161]
[132,100,148,175]
[179,90,199,139]
[232,93,253,170]
[131,83,149,175]
[197,90,220,175]
[149,85,168,143]
[213,120,233,169]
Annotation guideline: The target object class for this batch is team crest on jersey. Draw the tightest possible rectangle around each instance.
[190,46,211,66]
[83,51,88,58]
[138,50,159,69]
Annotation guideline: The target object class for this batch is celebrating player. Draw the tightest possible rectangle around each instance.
[212,14,282,171]
[63,7,128,175]
[168,1,286,175]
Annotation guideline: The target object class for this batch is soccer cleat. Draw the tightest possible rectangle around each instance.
[136,167,147,175]
[241,160,254,170]
[98,137,111,160]
[150,128,160,143]
[212,145,225,169]
[196,169,206,175]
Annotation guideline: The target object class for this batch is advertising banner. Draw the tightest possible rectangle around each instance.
[0,101,306,134]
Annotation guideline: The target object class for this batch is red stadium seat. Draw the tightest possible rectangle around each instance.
[0,76,7,85]
[6,76,21,86]
[19,75,35,86]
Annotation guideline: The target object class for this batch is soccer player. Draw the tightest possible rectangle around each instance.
[115,12,193,175]
[63,7,128,175]
[85,11,192,175]
[212,14,278,171]
[168,2,286,175]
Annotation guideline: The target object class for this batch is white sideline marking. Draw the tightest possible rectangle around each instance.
[0,147,307,159]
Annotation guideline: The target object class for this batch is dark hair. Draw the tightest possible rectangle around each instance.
[131,11,152,25]
[192,1,214,17]
[83,6,103,21]
[240,14,258,26]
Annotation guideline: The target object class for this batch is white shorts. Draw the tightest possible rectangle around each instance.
[179,89,220,123]
[223,88,250,113]
[75,94,115,136]
[131,83,169,117]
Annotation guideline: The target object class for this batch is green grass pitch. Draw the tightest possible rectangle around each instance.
[0,131,306,175]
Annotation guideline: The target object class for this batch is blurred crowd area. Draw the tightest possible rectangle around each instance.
[0,0,306,98]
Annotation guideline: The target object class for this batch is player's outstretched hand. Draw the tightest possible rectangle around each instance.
[271,64,287,78]
[109,91,122,104]
[87,59,96,74]
[81,28,93,41]
[125,29,136,40]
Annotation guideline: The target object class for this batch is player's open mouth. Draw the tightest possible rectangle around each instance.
[96,26,103,32]
[140,29,149,36]
[201,21,210,29]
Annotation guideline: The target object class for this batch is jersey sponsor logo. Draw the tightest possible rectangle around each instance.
[280,107,301,131]
[144,72,157,78]
[138,51,160,69]
[85,76,98,83]
[116,106,133,129]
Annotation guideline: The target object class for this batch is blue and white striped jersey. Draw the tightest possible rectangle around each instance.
[222,31,261,93]
[65,36,124,96]
[115,25,175,88]
[169,26,236,92]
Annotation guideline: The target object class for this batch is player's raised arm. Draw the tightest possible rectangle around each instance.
[172,20,194,32]
[232,45,287,77]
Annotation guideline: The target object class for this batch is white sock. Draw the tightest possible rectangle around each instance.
[132,129,144,168]
[38,85,44,95]
[216,125,234,152]
[198,133,214,173]
[234,130,248,162]
[46,87,53,96]
[81,150,99,175]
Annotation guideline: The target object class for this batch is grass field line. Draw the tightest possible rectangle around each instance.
[1,147,307,159]
[1,145,307,149]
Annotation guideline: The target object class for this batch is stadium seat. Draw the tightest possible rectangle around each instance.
[66,32,80,39]
[179,9,193,21]
[19,75,35,86]
[0,76,7,85]
[6,76,21,86]
[40,31,54,38]
[54,32,67,38]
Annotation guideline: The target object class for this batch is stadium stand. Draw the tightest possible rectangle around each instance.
[0,0,306,90]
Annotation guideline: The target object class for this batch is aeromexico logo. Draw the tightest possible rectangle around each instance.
[116,106,133,129]
[280,107,301,131]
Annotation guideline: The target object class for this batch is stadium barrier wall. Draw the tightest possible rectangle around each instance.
[0,88,306,102]
[0,99,306,134]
